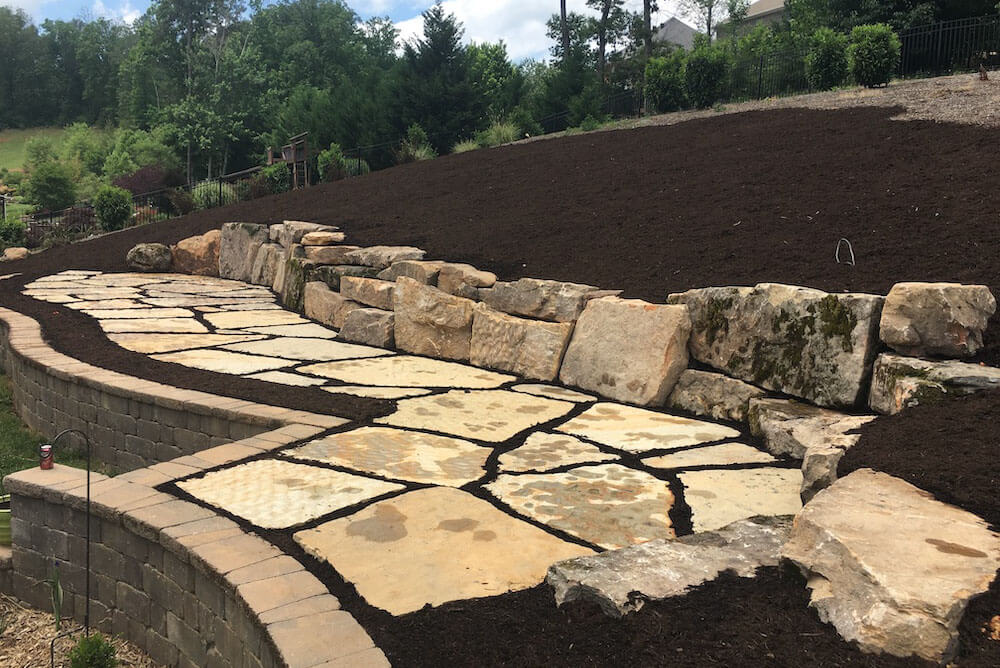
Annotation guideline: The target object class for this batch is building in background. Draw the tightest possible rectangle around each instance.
[654,17,698,50]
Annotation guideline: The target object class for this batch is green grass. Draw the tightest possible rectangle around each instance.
[0,375,92,495]
[0,127,67,173]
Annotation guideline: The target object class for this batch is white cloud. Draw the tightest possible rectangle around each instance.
[393,0,686,62]
[91,0,141,24]
[1,0,47,17]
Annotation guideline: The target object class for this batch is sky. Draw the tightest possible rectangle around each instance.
[1,0,689,62]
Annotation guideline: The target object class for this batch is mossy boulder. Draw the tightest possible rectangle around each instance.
[668,284,884,408]
[219,222,269,282]
[868,353,1000,415]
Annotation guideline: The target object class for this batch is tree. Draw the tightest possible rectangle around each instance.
[21,161,77,211]
[587,0,630,81]
[680,0,730,41]
[560,0,571,58]
[643,0,658,59]
[469,42,522,120]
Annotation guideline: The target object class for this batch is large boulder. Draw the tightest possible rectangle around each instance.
[280,257,315,312]
[304,282,363,330]
[171,229,221,276]
[469,304,574,382]
[782,469,1000,663]
[393,278,475,361]
[2,247,29,262]
[377,260,447,285]
[270,221,339,248]
[344,246,425,270]
[666,369,766,423]
[310,264,380,291]
[880,283,996,358]
[300,231,347,246]
[126,243,171,273]
[559,297,691,406]
[869,353,1000,415]
[339,308,394,348]
[340,277,395,311]
[547,516,791,618]
[249,243,282,286]
[668,284,884,408]
[219,223,269,282]
[304,245,361,265]
[480,278,619,323]
[437,263,497,299]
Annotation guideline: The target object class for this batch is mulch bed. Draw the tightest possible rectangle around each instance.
[2,105,999,665]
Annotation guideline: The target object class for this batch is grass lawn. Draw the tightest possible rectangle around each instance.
[0,128,68,174]
[0,374,92,495]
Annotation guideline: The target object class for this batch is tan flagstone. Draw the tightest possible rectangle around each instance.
[556,403,741,454]
[66,299,147,310]
[644,443,777,469]
[194,306,223,312]
[25,281,103,291]
[82,307,195,319]
[290,427,491,487]
[178,459,404,529]
[245,371,329,387]
[215,302,283,311]
[244,324,338,339]
[293,487,592,615]
[23,292,80,303]
[140,295,274,308]
[223,338,391,362]
[679,468,803,533]
[498,432,616,473]
[81,275,171,287]
[152,349,292,374]
[511,384,596,403]
[100,318,208,334]
[487,464,676,550]
[107,333,266,354]
[300,356,514,389]
[378,390,574,442]
[205,310,311,330]
[70,289,143,300]
[324,386,433,400]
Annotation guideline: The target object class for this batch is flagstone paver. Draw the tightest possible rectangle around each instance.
[100,318,209,334]
[245,323,339,338]
[223,337,392,362]
[178,460,405,529]
[557,403,741,453]
[153,349,293,375]
[510,383,597,403]
[108,333,266,354]
[246,371,330,387]
[498,432,616,473]
[325,386,434,399]
[377,389,575,442]
[487,464,676,549]
[679,467,803,532]
[294,487,594,615]
[300,356,514,389]
[644,442,778,469]
[205,309,311,329]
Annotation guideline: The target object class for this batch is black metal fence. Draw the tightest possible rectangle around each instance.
[728,48,811,102]
[899,14,1000,77]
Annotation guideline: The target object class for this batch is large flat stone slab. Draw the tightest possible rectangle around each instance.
[377,390,575,442]
[479,278,616,323]
[498,433,617,473]
[299,356,514,389]
[81,307,194,319]
[511,384,596,403]
[869,353,1000,415]
[782,469,1000,663]
[290,427,490,487]
[303,281,363,329]
[747,398,875,459]
[393,278,476,361]
[678,468,802,532]
[325,386,433,400]
[222,338,391,362]
[179,460,404,529]
[547,516,792,617]
[107,333,265,354]
[668,284,884,408]
[556,403,740,454]
[487,464,675,549]
[559,297,691,406]
[100,318,208,334]
[245,371,329,387]
[470,304,573,382]
[644,443,776,469]
[880,282,996,358]
[152,349,292,374]
[245,324,338,339]
[344,246,425,270]
[293,487,592,615]
[666,369,766,423]
[205,309,310,330]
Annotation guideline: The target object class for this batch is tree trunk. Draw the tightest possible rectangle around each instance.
[707,4,714,43]
[597,1,611,81]
[644,0,653,59]
[560,0,570,58]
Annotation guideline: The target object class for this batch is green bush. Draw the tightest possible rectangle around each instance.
[258,164,291,193]
[397,124,437,164]
[848,24,901,88]
[577,115,603,132]
[685,44,731,108]
[21,162,77,212]
[93,186,133,232]
[69,632,118,668]
[0,217,27,248]
[344,156,370,177]
[317,144,348,182]
[806,28,849,90]
[452,140,480,154]
[476,121,520,148]
[191,182,238,210]
[645,51,688,113]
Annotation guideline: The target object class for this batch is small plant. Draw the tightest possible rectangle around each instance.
[577,115,603,132]
[191,181,238,210]
[645,50,688,113]
[476,121,520,148]
[69,633,118,668]
[452,140,480,154]
[93,186,133,232]
[45,561,63,631]
[806,27,849,91]
[317,143,349,182]
[685,43,731,108]
[848,24,901,88]
[0,217,27,248]
[397,124,438,164]
[257,163,291,194]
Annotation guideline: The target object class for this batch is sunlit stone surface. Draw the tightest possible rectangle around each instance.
[679,467,803,532]
[643,443,777,470]
[153,349,292,375]
[498,432,615,473]
[300,356,515,389]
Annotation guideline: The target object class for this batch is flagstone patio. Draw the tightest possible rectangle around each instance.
[24,270,805,615]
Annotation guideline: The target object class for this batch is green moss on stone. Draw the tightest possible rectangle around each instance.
[702,296,735,347]
[817,295,857,353]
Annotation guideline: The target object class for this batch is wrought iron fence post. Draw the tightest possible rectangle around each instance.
[218,176,223,208]
[756,54,765,99]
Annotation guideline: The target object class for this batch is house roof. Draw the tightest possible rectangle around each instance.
[654,17,697,50]
[747,0,785,19]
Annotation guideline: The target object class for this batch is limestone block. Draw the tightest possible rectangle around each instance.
[880,283,996,358]
[344,246,425,270]
[868,353,1000,415]
[747,398,875,460]
[219,223,269,282]
[310,265,381,291]
[246,243,279,286]
[340,277,395,311]
[668,284,884,408]
[300,231,347,246]
[304,282,363,330]
[126,244,172,273]
[782,469,1000,663]
[304,246,361,265]
[377,260,448,285]
[438,263,497,299]
[480,278,619,323]
[270,221,339,248]
[392,278,475,361]
[559,297,691,406]
[280,257,315,312]
[469,304,573,382]
[2,247,28,261]
[666,369,766,423]
[339,308,394,348]
[170,230,220,276]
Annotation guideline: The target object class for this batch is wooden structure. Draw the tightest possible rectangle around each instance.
[267,133,310,189]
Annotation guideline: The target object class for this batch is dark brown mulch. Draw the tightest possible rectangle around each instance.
[3,105,1000,665]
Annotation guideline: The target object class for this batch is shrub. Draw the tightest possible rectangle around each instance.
[806,28,849,90]
[24,137,58,170]
[645,50,688,113]
[317,144,349,182]
[258,164,292,194]
[476,121,520,148]
[685,44,731,108]
[577,115,603,132]
[344,156,370,177]
[166,188,196,216]
[59,207,98,235]
[21,162,77,212]
[848,24,901,88]
[93,186,133,232]
[68,632,118,668]
[112,166,183,197]
[191,181,238,210]
[397,124,437,164]
[0,217,26,248]
[452,140,480,154]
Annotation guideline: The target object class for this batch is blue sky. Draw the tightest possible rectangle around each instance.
[2,0,686,61]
